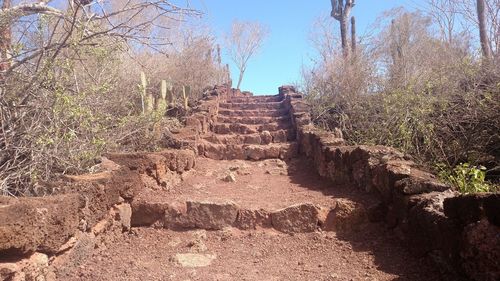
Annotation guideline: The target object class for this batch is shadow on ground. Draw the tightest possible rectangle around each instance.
[285,156,444,281]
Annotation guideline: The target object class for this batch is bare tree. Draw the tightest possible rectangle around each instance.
[477,0,493,59]
[225,20,269,90]
[424,0,459,44]
[330,0,355,57]
[0,0,201,195]
[351,16,357,55]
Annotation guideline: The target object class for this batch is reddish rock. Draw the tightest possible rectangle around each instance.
[328,199,367,232]
[203,143,225,160]
[236,209,272,230]
[164,202,193,229]
[0,194,82,256]
[225,145,246,159]
[461,219,500,281]
[244,134,261,145]
[247,146,266,160]
[261,131,272,145]
[272,130,287,143]
[271,203,321,233]
[406,191,460,260]
[444,193,500,227]
[186,201,239,230]
[114,203,132,231]
[265,145,281,159]
[51,232,96,279]
[395,173,449,195]
[131,201,169,227]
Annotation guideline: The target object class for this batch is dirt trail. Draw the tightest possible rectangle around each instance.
[63,157,442,281]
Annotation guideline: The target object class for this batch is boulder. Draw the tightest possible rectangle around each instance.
[114,203,132,231]
[444,193,500,227]
[236,209,271,230]
[271,203,321,233]
[172,253,216,268]
[0,194,82,256]
[130,201,168,227]
[247,146,266,160]
[328,199,367,232]
[186,201,239,230]
[261,131,272,145]
[460,219,500,281]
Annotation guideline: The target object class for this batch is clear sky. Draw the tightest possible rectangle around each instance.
[193,1,420,94]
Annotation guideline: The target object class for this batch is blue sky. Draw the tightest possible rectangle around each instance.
[192,1,421,94]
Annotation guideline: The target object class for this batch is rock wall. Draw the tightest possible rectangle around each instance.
[0,149,196,280]
[280,85,499,281]
[164,84,234,150]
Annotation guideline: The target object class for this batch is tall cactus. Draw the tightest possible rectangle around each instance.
[139,71,147,114]
[138,71,154,114]
[156,80,170,115]
[182,85,190,111]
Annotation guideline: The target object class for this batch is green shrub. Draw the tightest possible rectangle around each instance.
[438,163,498,194]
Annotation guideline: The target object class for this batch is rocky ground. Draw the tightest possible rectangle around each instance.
[65,226,442,281]
[60,158,443,281]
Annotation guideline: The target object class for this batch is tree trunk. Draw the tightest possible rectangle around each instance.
[236,68,245,90]
[330,0,355,58]
[477,0,492,60]
[351,16,356,55]
[340,14,349,57]
[0,0,12,77]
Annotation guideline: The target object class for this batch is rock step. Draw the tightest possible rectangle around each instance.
[219,101,283,110]
[217,115,291,125]
[131,200,365,233]
[202,129,296,145]
[227,95,282,103]
[212,122,292,135]
[218,109,288,118]
[198,141,299,160]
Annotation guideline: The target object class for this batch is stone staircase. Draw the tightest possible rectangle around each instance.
[196,93,299,161]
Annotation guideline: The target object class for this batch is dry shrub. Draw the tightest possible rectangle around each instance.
[0,3,225,196]
[303,9,500,181]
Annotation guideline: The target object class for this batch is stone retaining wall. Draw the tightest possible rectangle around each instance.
[165,84,236,150]
[280,85,499,281]
[0,149,196,280]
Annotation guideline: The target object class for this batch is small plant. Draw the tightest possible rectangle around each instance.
[138,71,154,114]
[438,163,496,194]
[182,85,190,111]
[156,80,170,116]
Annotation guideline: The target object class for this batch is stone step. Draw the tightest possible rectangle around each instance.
[203,129,296,145]
[227,95,282,103]
[218,109,288,118]
[217,115,291,125]
[132,200,340,233]
[212,122,292,135]
[198,141,299,161]
[219,101,283,111]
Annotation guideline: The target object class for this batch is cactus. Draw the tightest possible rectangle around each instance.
[216,44,222,65]
[156,80,169,115]
[138,71,154,114]
[139,71,147,113]
[182,85,190,111]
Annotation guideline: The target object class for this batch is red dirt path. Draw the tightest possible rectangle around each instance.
[62,157,443,281]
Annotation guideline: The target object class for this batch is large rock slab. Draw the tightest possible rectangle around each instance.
[172,253,217,268]
[236,209,272,230]
[444,193,500,227]
[131,201,169,227]
[186,201,239,230]
[0,194,82,256]
[460,219,500,281]
[271,203,321,233]
[327,199,367,232]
